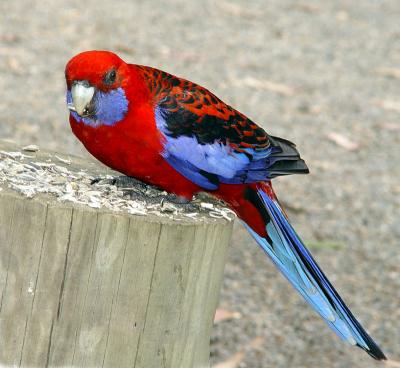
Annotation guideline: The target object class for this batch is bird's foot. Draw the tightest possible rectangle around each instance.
[162,194,191,205]
[91,175,145,189]
[159,193,198,212]
[91,175,148,199]
[91,175,196,210]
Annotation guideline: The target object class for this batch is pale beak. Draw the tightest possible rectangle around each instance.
[69,81,95,116]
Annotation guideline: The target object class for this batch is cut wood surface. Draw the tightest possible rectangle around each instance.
[0,140,233,368]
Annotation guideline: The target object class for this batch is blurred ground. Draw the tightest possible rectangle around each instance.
[0,1,399,367]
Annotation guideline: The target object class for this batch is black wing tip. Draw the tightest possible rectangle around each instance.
[269,135,297,148]
[267,135,310,177]
[268,159,310,178]
[295,159,310,174]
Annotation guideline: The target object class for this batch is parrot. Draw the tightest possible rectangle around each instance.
[65,50,386,360]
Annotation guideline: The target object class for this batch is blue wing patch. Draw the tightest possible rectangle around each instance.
[155,106,305,189]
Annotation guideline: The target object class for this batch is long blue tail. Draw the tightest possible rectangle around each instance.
[243,185,386,360]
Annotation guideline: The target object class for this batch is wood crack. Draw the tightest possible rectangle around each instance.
[56,209,74,320]
[133,224,163,367]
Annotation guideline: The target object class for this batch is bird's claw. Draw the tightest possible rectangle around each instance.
[159,194,197,212]
[90,175,148,200]
[161,194,191,205]
[91,175,145,189]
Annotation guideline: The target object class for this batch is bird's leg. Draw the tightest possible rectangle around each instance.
[159,193,198,212]
[91,175,195,209]
[90,175,148,199]
[161,194,191,205]
[91,175,145,188]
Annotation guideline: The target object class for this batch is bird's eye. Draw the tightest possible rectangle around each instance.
[103,69,117,85]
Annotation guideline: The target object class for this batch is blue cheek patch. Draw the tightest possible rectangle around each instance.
[94,88,129,126]
[66,88,129,127]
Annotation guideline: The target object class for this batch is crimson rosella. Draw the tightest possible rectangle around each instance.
[65,50,386,360]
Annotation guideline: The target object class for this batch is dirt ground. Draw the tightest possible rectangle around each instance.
[0,1,399,367]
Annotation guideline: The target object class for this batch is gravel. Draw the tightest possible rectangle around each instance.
[0,0,399,367]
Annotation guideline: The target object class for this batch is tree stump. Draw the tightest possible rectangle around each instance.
[0,140,233,368]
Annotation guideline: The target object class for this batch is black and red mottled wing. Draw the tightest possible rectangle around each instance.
[135,65,309,189]
[137,65,270,150]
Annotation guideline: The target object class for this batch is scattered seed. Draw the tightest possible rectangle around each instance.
[22,144,39,152]
[0,149,234,222]
[55,155,72,165]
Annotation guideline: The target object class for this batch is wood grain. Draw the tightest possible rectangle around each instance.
[0,142,233,368]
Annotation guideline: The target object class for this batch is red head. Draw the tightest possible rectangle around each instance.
[65,50,149,126]
[65,50,130,92]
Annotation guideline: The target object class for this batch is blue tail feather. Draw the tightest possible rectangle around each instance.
[243,186,386,360]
